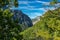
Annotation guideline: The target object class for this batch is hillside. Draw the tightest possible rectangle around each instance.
[20,8,60,40]
[32,16,40,25]
[0,0,60,40]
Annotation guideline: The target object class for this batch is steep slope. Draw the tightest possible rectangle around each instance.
[32,16,40,25]
[20,8,60,40]
[12,10,33,30]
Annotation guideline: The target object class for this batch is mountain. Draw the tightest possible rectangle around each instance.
[11,10,33,30]
[32,16,40,25]
[20,8,60,40]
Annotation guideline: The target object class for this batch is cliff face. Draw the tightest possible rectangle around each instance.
[12,10,33,30]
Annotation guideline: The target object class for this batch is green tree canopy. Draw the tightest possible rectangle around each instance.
[0,0,18,7]
[20,8,60,40]
[0,0,22,40]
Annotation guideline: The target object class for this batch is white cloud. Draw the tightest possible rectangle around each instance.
[44,7,56,10]
[36,1,50,5]
[49,7,56,10]
[26,8,47,12]
[11,1,56,12]
[18,1,28,4]
[18,1,50,5]
[18,1,35,4]
[34,13,42,16]
[55,3,60,7]
[18,1,50,11]
[29,13,42,19]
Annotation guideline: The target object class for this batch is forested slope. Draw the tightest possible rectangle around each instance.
[20,8,60,40]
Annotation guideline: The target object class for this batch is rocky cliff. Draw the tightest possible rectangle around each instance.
[12,10,33,30]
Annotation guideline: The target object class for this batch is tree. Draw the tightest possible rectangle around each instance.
[0,0,18,8]
[20,0,60,40]
[0,0,22,40]
[20,8,60,40]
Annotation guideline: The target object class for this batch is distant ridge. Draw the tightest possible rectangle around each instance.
[32,16,40,25]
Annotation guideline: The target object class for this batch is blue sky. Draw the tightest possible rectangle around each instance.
[11,0,60,19]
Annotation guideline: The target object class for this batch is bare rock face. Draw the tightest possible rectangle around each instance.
[12,10,33,30]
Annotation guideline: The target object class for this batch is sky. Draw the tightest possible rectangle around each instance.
[11,0,60,19]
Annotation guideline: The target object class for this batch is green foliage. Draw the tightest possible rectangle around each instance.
[50,0,58,5]
[0,8,22,40]
[0,0,18,7]
[20,8,60,40]
[0,0,22,40]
